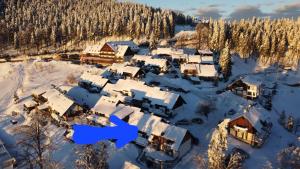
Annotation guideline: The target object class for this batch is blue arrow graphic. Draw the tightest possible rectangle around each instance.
[72,115,138,148]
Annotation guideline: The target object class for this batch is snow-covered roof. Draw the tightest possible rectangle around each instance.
[44,89,74,116]
[128,111,162,135]
[106,41,139,52]
[83,45,102,54]
[241,76,262,86]
[113,104,141,120]
[132,55,152,61]
[31,88,46,96]
[116,45,130,57]
[181,63,217,77]
[153,47,173,55]
[163,125,188,151]
[91,95,139,119]
[80,72,108,88]
[187,55,202,63]
[86,114,109,126]
[200,56,214,64]
[230,107,269,133]
[122,161,140,169]
[104,79,181,109]
[151,121,170,136]
[154,47,198,56]
[110,63,140,77]
[132,55,167,69]
[23,100,37,107]
[180,63,198,72]
[198,64,218,77]
[198,49,213,55]
[91,96,119,117]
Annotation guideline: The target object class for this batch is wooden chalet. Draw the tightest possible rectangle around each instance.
[180,63,218,81]
[227,77,261,100]
[148,122,192,158]
[33,89,83,122]
[81,41,139,65]
[109,63,143,79]
[127,111,192,159]
[227,107,272,147]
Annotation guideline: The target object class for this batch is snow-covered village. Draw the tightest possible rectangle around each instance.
[0,0,300,169]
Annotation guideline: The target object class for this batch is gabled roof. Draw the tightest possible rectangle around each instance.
[91,96,119,117]
[187,55,202,63]
[110,63,141,77]
[128,111,162,135]
[80,73,108,88]
[198,49,213,55]
[150,121,170,136]
[180,63,218,77]
[132,55,152,61]
[132,55,167,69]
[44,90,74,116]
[83,45,102,54]
[241,76,262,86]
[112,104,141,120]
[106,41,139,52]
[116,45,130,57]
[198,64,218,77]
[163,125,188,151]
[106,79,181,109]
[230,107,269,133]
[200,56,214,64]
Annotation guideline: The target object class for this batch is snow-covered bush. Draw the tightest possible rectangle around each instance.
[277,146,300,169]
[226,153,243,169]
[66,73,77,84]
[197,101,215,117]
[193,154,207,169]
[76,142,109,169]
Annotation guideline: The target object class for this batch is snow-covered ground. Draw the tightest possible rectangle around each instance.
[0,58,299,169]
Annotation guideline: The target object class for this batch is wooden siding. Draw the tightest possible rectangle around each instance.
[100,43,115,53]
[228,116,256,134]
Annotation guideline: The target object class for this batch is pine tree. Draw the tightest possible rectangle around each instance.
[219,41,232,80]
[14,32,19,49]
[208,120,228,169]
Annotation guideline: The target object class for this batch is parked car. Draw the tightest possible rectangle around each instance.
[228,109,237,115]
[231,147,250,160]
[191,118,204,124]
[175,119,190,125]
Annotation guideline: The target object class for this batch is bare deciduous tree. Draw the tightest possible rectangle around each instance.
[15,112,56,169]
[76,142,109,169]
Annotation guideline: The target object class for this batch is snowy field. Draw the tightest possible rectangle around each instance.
[0,58,299,169]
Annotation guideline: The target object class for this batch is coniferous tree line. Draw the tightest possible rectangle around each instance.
[196,18,300,69]
[0,0,190,53]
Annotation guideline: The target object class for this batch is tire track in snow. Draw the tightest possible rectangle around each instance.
[0,64,25,113]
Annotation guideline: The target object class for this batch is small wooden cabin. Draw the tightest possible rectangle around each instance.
[227,77,261,100]
[81,41,139,65]
[149,123,192,158]
[227,108,271,147]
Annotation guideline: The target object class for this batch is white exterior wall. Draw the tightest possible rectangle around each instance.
[247,84,260,98]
